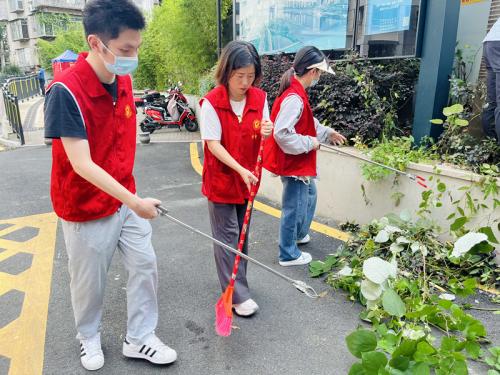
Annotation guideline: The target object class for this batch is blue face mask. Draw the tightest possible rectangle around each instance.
[101,42,138,76]
[310,70,321,87]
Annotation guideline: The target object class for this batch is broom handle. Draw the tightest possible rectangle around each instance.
[156,206,319,299]
[319,143,428,188]
[228,138,265,286]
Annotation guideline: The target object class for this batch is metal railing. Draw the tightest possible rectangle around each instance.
[6,74,40,101]
[2,90,24,145]
[1,74,41,145]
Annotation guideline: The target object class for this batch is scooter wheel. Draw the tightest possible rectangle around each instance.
[184,119,199,132]
[140,122,155,134]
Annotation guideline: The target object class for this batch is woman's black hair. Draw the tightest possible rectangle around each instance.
[277,46,327,96]
[214,41,262,86]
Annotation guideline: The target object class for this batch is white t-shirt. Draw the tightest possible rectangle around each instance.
[200,96,270,140]
[484,18,500,42]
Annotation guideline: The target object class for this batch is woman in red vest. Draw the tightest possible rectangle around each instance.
[263,46,346,267]
[200,41,273,317]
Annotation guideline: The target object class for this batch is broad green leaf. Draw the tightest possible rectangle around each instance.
[392,339,417,359]
[455,118,469,127]
[348,363,366,375]
[451,359,468,375]
[450,217,467,232]
[430,119,443,125]
[464,320,486,340]
[412,362,430,375]
[443,104,463,116]
[361,351,388,372]
[478,226,499,244]
[465,341,481,359]
[414,341,436,361]
[441,336,458,351]
[382,289,406,317]
[389,355,409,371]
[346,329,378,359]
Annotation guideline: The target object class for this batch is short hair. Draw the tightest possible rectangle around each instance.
[83,0,145,42]
[214,41,262,86]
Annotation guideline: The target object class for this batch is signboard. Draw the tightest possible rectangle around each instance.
[238,0,349,55]
[365,0,412,35]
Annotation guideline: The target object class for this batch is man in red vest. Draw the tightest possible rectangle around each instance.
[44,0,176,370]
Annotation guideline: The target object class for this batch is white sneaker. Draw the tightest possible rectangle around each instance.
[233,298,259,317]
[279,252,312,267]
[297,234,311,245]
[123,333,177,365]
[79,333,104,371]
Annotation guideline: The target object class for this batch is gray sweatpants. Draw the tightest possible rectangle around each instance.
[207,201,251,304]
[61,205,158,344]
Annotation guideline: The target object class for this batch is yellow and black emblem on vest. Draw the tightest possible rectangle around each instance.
[125,104,133,119]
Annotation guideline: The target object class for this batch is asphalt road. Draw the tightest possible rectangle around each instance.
[0,143,496,375]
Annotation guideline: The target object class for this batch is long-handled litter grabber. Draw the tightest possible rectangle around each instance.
[319,143,428,188]
[215,138,265,336]
[156,205,320,331]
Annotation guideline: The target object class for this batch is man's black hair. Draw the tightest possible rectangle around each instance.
[83,0,145,42]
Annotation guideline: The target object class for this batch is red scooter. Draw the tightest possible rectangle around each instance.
[140,87,198,133]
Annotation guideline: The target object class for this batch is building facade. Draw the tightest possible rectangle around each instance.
[1,0,159,72]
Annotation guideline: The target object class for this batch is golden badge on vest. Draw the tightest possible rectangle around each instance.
[124,104,133,119]
[252,119,261,139]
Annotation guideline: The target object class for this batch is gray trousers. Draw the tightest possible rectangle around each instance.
[482,41,500,143]
[207,201,251,304]
[61,205,158,344]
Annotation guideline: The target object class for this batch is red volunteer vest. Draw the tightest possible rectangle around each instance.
[263,76,317,176]
[48,52,137,222]
[201,85,266,204]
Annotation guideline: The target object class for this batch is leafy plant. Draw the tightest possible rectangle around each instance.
[431,104,500,175]
[358,136,437,182]
[259,52,420,143]
[311,179,499,373]
[134,0,232,93]
[37,23,88,71]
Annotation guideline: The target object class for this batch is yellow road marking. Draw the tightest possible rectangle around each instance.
[0,212,58,375]
[189,143,350,242]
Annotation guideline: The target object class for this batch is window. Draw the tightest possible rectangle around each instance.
[9,0,24,12]
[10,19,29,40]
[356,0,422,58]
[235,0,424,58]
[15,48,29,67]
